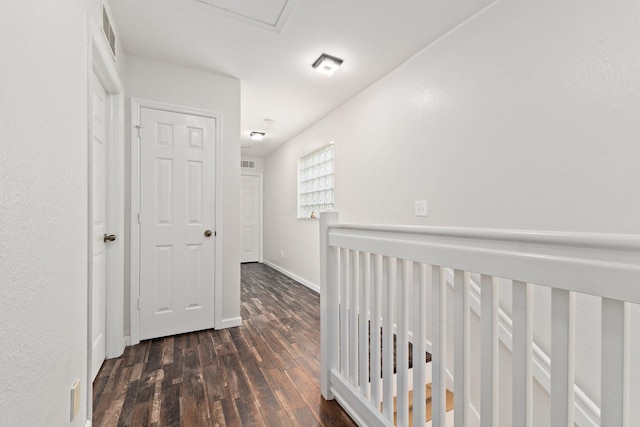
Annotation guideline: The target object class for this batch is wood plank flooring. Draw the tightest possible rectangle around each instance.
[93,263,356,427]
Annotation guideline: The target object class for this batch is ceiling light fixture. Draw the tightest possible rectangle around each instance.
[312,53,343,76]
[250,131,265,141]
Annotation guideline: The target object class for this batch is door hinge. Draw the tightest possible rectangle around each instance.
[135,125,142,139]
[137,298,141,310]
[137,212,141,224]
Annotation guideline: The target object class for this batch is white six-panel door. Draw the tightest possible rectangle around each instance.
[241,174,261,263]
[91,71,108,380]
[139,108,216,340]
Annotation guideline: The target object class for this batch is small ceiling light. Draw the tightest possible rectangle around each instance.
[250,131,265,141]
[312,53,344,76]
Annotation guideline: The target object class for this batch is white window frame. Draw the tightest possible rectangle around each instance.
[297,143,335,219]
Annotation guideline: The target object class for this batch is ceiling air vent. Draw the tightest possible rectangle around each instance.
[102,5,116,58]
[241,160,256,169]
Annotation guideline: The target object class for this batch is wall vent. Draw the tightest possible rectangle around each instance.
[241,160,256,169]
[102,5,116,58]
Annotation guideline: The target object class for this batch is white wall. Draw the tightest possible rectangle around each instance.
[265,0,640,283]
[124,55,242,329]
[0,1,103,425]
[264,0,640,422]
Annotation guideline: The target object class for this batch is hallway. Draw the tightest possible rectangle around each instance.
[93,263,355,426]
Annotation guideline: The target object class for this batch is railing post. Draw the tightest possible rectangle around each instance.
[432,265,447,426]
[601,298,629,427]
[454,270,470,427]
[512,280,533,427]
[320,211,339,400]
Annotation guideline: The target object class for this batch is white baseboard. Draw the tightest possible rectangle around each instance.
[219,316,242,329]
[123,335,131,347]
[84,420,93,427]
[262,260,320,293]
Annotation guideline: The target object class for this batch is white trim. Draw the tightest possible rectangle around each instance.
[241,172,264,263]
[84,420,93,427]
[263,260,320,293]
[330,370,391,427]
[86,16,125,427]
[129,98,224,345]
[220,316,243,329]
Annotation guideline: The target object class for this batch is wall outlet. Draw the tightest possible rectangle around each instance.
[70,379,80,421]
[415,200,428,217]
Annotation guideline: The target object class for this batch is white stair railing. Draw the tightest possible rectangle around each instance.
[319,211,640,427]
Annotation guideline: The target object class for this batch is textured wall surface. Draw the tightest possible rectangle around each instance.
[264,0,640,423]
[0,1,99,425]
[125,55,242,328]
[265,0,640,286]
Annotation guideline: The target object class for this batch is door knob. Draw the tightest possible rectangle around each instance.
[204,229,213,237]
[103,234,116,242]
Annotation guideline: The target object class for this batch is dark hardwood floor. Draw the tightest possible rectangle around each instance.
[93,263,356,427]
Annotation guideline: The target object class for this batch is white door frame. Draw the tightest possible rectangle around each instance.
[87,19,125,424]
[130,98,224,345]
[241,172,263,263]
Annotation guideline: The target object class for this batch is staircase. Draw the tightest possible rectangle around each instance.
[390,384,454,425]
[319,211,640,426]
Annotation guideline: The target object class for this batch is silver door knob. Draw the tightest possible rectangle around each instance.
[204,230,213,237]
[104,234,116,242]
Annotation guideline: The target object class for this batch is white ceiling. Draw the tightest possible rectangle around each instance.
[108,0,494,157]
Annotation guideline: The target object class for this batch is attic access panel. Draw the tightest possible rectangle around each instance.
[190,0,296,31]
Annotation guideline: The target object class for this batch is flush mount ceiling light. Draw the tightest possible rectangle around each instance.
[312,53,344,76]
[250,131,265,141]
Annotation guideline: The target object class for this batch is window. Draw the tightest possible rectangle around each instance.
[298,144,334,219]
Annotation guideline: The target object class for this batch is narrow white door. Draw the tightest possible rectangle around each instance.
[241,174,261,263]
[139,108,216,340]
[91,71,108,380]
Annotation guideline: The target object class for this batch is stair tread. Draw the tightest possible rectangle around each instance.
[385,384,454,425]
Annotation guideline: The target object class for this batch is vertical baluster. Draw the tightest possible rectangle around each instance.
[512,280,532,427]
[350,250,360,387]
[382,257,397,420]
[601,298,629,427]
[413,264,428,426]
[371,255,383,408]
[319,211,339,399]
[359,253,370,398]
[432,266,447,426]
[454,270,470,427]
[550,288,575,427]
[480,275,499,427]
[397,260,411,426]
[340,248,350,379]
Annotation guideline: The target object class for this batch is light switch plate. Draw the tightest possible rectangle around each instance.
[70,379,80,421]
[415,200,428,217]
